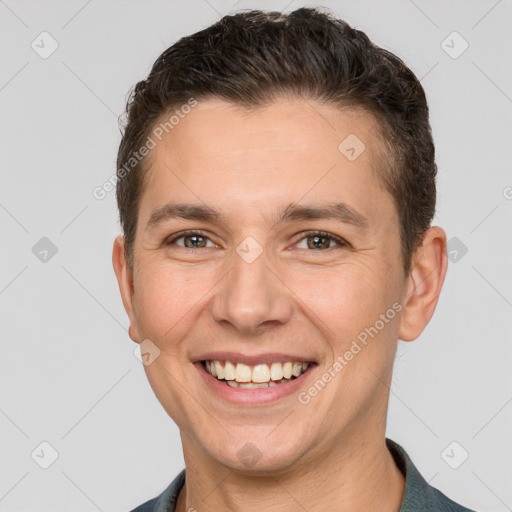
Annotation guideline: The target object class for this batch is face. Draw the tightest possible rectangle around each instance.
[113,96,436,474]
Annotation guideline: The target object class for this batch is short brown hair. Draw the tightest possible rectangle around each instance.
[116,7,436,273]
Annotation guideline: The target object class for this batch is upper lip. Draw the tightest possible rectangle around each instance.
[193,352,317,366]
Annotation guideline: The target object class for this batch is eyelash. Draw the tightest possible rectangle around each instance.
[165,230,349,250]
[296,230,349,249]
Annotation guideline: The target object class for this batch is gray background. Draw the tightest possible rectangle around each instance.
[1,1,511,511]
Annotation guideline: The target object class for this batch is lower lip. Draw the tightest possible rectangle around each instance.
[195,362,316,405]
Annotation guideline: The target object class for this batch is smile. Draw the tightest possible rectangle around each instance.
[203,360,310,388]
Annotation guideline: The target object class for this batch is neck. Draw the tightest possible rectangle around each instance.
[175,433,405,512]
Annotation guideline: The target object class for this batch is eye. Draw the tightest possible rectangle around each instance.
[165,230,217,249]
[164,230,348,251]
[294,230,348,250]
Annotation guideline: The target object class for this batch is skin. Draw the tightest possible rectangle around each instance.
[113,96,448,512]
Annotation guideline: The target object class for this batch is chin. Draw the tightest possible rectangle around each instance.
[202,427,316,475]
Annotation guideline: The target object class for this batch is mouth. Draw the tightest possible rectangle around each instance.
[201,359,311,389]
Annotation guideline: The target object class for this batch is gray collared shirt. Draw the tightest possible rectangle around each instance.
[129,438,476,511]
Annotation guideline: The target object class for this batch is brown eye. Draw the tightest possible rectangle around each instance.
[295,231,348,250]
[307,234,331,249]
[183,234,208,248]
[166,231,215,249]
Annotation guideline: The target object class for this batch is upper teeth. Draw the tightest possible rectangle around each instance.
[205,360,309,383]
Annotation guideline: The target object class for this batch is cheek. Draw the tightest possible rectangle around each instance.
[295,264,398,339]
[132,264,210,343]
[132,249,402,352]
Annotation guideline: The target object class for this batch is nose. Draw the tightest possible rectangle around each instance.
[210,247,293,334]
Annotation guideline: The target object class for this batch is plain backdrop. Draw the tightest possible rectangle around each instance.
[1,1,511,511]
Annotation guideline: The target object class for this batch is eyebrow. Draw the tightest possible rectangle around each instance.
[146,202,369,231]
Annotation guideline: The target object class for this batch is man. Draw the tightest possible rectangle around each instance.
[112,7,475,511]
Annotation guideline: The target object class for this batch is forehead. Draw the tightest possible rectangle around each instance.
[138,97,395,230]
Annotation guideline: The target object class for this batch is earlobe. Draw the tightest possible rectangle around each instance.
[112,235,141,343]
[398,226,448,342]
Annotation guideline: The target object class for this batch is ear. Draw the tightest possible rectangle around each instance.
[112,235,141,343]
[398,226,448,342]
